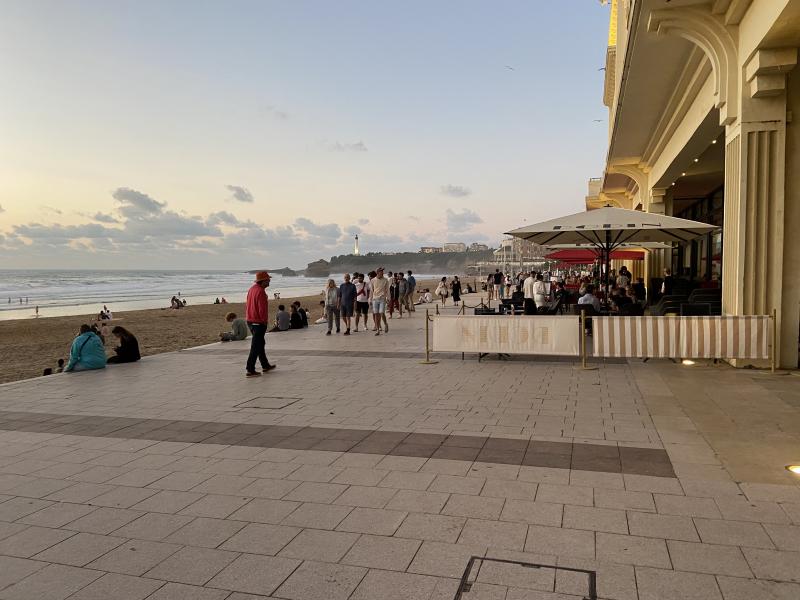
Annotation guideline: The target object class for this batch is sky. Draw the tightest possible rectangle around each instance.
[0,1,611,270]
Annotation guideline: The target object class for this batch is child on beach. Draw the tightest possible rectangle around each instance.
[220,312,248,341]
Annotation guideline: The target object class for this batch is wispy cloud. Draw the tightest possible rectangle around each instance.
[92,212,119,223]
[445,208,483,232]
[112,187,166,217]
[225,185,254,203]
[330,141,368,153]
[441,184,471,198]
[0,204,5,213]
[357,218,370,225]
[265,105,290,120]
[41,205,63,215]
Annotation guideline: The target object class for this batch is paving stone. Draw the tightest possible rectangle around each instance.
[273,560,366,600]
[693,517,774,548]
[0,496,52,521]
[654,494,721,518]
[500,499,563,526]
[65,573,164,600]
[336,506,407,535]
[442,494,504,520]
[563,505,628,534]
[334,485,397,508]
[525,525,595,560]
[635,566,722,600]
[64,507,142,534]
[285,464,342,482]
[145,546,239,585]
[593,488,655,511]
[129,490,204,514]
[378,471,436,490]
[282,481,347,503]
[349,569,440,600]
[0,525,75,558]
[627,511,699,541]
[88,486,158,509]
[595,532,670,567]
[44,483,114,503]
[330,467,388,486]
[341,534,422,570]
[740,483,800,503]
[147,472,213,491]
[394,512,467,543]
[278,528,359,562]
[458,518,527,550]
[517,466,571,485]
[569,470,624,490]
[742,547,800,583]
[763,523,800,551]
[535,484,593,507]
[282,502,352,529]
[0,521,28,542]
[715,496,790,524]
[384,489,448,513]
[429,474,485,495]
[145,582,229,600]
[0,555,47,590]
[33,532,125,566]
[206,553,301,595]
[17,502,96,528]
[623,474,684,495]
[164,516,246,548]
[716,575,800,600]
[191,475,256,495]
[179,494,252,519]
[237,478,301,499]
[480,479,538,500]
[218,522,299,555]
[87,539,181,576]
[407,541,487,578]
[668,539,752,577]
[0,563,102,600]
[679,479,743,498]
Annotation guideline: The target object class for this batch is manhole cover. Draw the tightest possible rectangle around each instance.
[455,556,596,600]
[236,396,303,409]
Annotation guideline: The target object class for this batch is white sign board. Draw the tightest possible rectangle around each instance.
[432,315,580,356]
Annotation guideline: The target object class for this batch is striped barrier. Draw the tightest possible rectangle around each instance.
[592,316,680,358]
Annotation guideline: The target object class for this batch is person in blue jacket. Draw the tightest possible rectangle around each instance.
[64,324,107,372]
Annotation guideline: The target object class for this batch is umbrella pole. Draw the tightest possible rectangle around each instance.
[605,231,611,309]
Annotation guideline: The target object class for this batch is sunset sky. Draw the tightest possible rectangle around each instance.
[0,1,610,269]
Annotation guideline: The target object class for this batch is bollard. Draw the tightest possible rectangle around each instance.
[419,309,439,365]
[771,307,777,374]
[581,311,587,369]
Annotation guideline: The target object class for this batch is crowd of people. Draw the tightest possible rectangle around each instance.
[45,318,141,376]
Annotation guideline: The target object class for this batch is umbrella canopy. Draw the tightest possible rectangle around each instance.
[506,207,717,248]
[545,249,643,264]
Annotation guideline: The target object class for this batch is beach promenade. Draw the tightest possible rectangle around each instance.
[0,297,797,599]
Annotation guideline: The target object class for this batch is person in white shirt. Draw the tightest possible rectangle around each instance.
[577,284,602,312]
[532,273,548,309]
[522,272,536,315]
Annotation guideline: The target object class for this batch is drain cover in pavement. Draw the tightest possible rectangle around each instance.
[236,396,302,409]
[455,556,597,600]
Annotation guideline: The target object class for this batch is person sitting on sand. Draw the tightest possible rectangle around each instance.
[314,300,327,325]
[269,304,291,332]
[221,297,228,304]
[220,312,248,341]
[107,326,141,364]
[292,301,309,327]
[64,324,107,372]
[289,304,303,329]
[214,298,220,304]
[415,289,433,305]
[55,358,65,373]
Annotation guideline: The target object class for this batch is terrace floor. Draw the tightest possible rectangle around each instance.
[0,296,797,599]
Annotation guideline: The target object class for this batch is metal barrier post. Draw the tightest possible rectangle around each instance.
[771,307,777,374]
[581,311,587,369]
[420,309,438,365]
[435,303,440,315]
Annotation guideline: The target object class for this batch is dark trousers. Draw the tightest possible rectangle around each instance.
[523,298,536,315]
[246,323,269,373]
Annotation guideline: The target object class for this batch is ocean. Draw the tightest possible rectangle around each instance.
[0,270,332,321]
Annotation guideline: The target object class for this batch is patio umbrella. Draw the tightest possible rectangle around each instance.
[506,207,718,302]
[545,249,644,263]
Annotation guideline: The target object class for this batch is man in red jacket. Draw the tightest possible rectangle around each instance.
[245,271,275,377]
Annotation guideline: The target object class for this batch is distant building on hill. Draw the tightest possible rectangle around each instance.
[443,242,467,253]
[420,246,442,253]
[468,243,489,252]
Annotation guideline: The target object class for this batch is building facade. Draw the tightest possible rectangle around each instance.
[443,242,467,253]
[596,0,800,369]
[469,243,490,252]
[419,246,442,254]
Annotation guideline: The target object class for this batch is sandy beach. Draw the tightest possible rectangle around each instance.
[0,277,455,385]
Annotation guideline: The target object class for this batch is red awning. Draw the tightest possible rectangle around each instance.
[545,249,644,264]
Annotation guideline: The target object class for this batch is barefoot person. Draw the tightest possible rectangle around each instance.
[369,267,389,335]
[245,271,275,378]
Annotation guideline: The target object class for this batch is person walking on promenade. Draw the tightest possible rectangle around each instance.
[388,273,400,318]
[369,267,389,335]
[451,276,462,306]
[406,270,416,312]
[354,273,369,332]
[339,274,357,335]
[245,271,275,378]
[523,271,536,315]
[324,279,341,335]
[435,277,448,306]
[398,272,409,316]
[493,269,503,300]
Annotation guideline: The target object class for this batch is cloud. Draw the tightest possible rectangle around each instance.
[330,141,368,153]
[92,212,119,223]
[112,187,165,218]
[293,217,342,242]
[357,218,370,225]
[445,208,483,232]
[344,225,362,236]
[0,204,5,213]
[41,205,63,215]
[265,105,289,120]
[225,185,254,203]
[441,184,471,198]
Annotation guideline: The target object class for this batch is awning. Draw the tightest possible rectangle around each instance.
[545,249,644,264]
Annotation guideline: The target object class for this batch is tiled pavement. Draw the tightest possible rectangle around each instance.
[0,296,796,599]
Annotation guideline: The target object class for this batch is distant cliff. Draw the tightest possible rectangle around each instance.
[249,267,298,277]
[303,250,495,276]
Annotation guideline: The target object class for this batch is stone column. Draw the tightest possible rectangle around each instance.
[722,49,797,368]
[644,188,668,296]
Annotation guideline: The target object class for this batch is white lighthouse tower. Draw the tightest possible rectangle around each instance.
[354,235,360,256]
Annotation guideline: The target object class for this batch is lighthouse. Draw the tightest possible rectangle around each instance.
[354,235,360,256]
